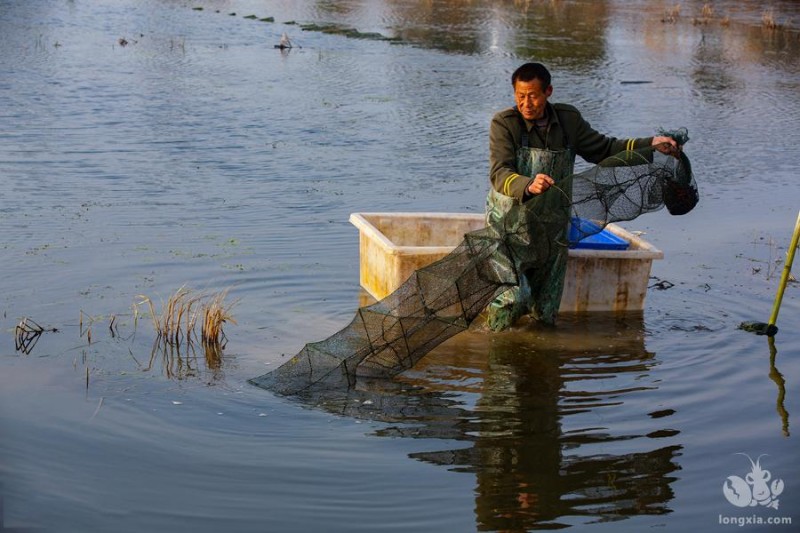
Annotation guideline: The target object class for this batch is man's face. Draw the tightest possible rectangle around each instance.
[514,78,552,121]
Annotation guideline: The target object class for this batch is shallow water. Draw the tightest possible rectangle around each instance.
[1,0,799,531]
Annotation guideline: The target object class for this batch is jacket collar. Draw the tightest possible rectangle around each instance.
[513,103,562,131]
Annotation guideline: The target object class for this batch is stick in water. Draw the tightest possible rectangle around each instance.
[739,210,800,336]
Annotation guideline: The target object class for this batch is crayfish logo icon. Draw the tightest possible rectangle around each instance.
[722,453,785,510]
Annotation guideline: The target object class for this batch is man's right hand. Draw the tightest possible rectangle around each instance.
[527,173,555,195]
[652,136,681,157]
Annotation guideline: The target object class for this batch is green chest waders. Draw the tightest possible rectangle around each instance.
[485,139,575,331]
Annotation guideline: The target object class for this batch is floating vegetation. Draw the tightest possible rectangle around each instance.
[299,23,401,42]
[184,5,401,45]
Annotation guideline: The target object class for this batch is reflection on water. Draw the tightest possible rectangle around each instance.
[300,0,800,68]
[768,336,790,437]
[143,338,230,383]
[378,0,611,63]
[287,314,682,529]
[499,1,611,68]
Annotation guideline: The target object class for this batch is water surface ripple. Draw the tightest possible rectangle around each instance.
[1,0,799,531]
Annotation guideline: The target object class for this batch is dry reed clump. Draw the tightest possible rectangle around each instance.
[662,3,733,27]
[662,4,681,23]
[134,287,238,347]
[762,9,780,30]
[692,3,713,25]
[201,289,237,345]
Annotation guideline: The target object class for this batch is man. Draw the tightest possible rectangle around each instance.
[486,62,679,331]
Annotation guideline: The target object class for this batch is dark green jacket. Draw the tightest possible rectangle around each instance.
[489,103,653,201]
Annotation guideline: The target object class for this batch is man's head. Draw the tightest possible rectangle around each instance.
[512,63,553,121]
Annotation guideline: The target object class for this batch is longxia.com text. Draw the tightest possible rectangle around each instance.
[718,514,793,527]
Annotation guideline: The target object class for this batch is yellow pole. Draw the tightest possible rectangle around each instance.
[768,210,800,328]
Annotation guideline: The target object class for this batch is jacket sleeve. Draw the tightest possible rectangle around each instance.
[563,105,653,164]
[488,112,532,202]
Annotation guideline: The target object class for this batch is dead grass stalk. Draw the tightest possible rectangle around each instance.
[134,287,237,347]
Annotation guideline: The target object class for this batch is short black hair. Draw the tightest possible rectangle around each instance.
[511,63,551,89]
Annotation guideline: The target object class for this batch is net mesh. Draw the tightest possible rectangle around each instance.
[251,139,697,396]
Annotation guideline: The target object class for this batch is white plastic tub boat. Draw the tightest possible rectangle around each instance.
[349,212,663,313]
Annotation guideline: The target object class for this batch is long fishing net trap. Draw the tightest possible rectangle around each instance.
[251,135,698,396]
